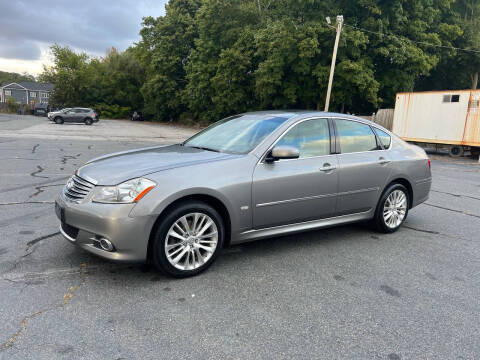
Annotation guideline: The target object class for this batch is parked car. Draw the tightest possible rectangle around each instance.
[48,107,99,125]
[55,111,431,277]
[34,103,49,117]
[131,111,144,121]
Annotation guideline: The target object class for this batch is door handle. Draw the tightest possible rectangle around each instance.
[378,157,391,165]
[319,163,336,172]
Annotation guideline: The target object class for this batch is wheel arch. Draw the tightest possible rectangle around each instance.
[384,177,414,209]
[146,193,232,262]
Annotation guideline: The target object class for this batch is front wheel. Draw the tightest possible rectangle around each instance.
[54,116,64,124]
[151,201,224,277]
[373,183,409,233]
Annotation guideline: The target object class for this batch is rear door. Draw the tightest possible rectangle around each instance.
[252,118,338,229]
[333,118,392,215]
[72,109,85,122]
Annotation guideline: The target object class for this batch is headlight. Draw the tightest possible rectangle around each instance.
[92,178,156,203]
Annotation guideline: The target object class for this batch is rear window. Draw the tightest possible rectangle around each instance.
[374,128,392,148]
[336,119,378,153]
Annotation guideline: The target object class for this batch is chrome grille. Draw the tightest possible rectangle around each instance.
[63,175,94,202]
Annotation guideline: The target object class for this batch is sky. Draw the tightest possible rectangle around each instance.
[0,0,167,76]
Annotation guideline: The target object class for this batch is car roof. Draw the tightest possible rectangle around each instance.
[240,110,376,126]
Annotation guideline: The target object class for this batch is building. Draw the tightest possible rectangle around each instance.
[0,81,54,105]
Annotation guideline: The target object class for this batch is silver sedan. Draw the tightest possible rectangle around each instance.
[55,111,431,277]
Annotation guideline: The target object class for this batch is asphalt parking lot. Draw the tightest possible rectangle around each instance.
[1,114,480,359]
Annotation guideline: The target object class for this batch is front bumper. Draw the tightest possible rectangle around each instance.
[55,196,155,262]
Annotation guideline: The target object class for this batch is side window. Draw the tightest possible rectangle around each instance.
[276,118,330,158]
[335,119,379,153]
[374,128,391,149]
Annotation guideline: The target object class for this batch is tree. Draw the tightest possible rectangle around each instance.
[0,71,35,85]
[138,0,202,121]
[39,44,90,107]
[38,0,476,122]
[39,45,144,118]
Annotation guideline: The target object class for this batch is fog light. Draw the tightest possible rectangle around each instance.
[99,238,114,252]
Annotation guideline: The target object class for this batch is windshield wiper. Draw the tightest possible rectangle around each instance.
[187,145,220,153]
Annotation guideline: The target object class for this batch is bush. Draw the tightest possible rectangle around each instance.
[5,97,20,113]
[94,103,131,119]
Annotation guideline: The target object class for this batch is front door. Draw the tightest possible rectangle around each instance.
[64,109,77,122]
[333,118,392,215]
[252,118,338,229]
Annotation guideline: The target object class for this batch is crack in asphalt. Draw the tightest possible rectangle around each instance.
[0,176,70,194]
[0,232,59,276]
[31,144,39,154]
[28,183,63,199]
[0,263,88,351]
[30,165,48,179]
[424,203,480,219]
[61,154,81,165]
[26,232,60,248]
[431,189,480,201]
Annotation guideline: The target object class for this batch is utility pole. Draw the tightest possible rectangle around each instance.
[324,15,343,112]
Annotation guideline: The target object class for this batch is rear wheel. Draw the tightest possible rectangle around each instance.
[84,118,93,125]
[54,116,64,124]
[151,201,224,277]
[373,183,409,233]
[449,145,464,157]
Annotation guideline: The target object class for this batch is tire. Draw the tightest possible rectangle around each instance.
[449,146,464,157]
[84,118,93,125]
[373,183,409,233]
[151,201,224,277]
[54,116,64,124]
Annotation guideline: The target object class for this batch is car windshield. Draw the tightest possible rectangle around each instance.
[183,114,293,154]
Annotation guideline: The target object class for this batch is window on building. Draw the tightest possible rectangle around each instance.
[30,92,36,98]
[443,94,460,103]
[5,90,11,96]
[41,92,49,98]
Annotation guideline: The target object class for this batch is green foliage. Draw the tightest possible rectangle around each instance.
[39,45,144,118]
[416,0,480,90]
[94,103,131,119]
[39,0,480,122]
[0,71,35,85]
[5,96,20,113]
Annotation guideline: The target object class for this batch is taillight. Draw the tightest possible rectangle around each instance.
[427,159,431,169]
[93,112,97,117]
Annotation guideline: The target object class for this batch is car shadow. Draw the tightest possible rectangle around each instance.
[65,221,388,287]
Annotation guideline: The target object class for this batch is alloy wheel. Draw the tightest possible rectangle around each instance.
[383,189,407,229]
[164,212,218,271]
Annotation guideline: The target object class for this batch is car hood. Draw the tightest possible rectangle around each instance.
[77,144,240,185]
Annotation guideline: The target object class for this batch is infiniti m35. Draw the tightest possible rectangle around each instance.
[55,111,432,277]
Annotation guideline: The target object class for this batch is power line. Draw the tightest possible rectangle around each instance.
[343,23,480,54]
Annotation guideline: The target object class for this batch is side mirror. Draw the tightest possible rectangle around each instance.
[266,145,300,162]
